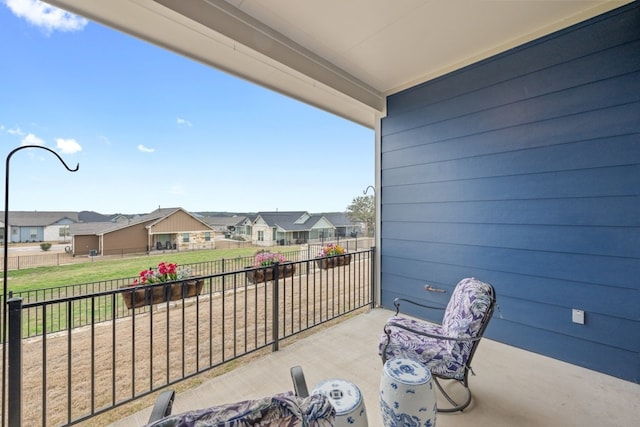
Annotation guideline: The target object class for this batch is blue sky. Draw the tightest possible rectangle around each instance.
[0,0,374,215]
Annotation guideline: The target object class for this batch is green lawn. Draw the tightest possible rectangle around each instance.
[5,245,312,338]
[4,247,268,293]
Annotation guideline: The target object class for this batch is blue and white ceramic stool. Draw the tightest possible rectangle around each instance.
[379,358,437,427]
[312,378,368,427]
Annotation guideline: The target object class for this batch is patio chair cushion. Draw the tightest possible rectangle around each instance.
[380,277,494,380]
[146,392,335,427]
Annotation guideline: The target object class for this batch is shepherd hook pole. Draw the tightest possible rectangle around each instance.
[1,145,79,427]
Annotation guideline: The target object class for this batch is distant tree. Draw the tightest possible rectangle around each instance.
[346,195,375,236]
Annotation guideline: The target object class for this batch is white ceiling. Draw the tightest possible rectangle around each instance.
[45,0,631,128]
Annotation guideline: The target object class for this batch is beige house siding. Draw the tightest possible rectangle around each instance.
[150,211,215,251]
[251,217,273,247]
[103,222,151,255]
[73,235,100,256]
[150,211,205,233]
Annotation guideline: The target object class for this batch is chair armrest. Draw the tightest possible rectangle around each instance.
[290,365,309,397]
[393,297,445,316]
[384,320,483,343]
[148,390,176,423]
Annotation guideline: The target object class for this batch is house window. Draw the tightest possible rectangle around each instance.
[30,228,37,240]
[204,232,211,242]
[258,231,264,241]
[182,233,190,243]
[59,226,70,238]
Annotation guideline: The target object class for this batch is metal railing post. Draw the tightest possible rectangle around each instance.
[370,247,376,309]
[8,297,23,427]
[272,262,280,352]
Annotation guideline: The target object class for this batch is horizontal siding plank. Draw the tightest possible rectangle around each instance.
[384,43,640,136]
[381,221,639,258]
[381,197,640,227]
[382,239,639,289]
[388,5,640,114]
[383,100,639,154]
[383,165,639,202]
[383,136,639,183]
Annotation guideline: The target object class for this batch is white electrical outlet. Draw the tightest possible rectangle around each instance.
[572,309,585,324]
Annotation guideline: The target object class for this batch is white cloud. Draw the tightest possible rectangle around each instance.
[169,184,184,195]
[20,133,45,146]
[177,117,192,127]
[5,0,88,34]
[138,144,155,153]
[0,125,24,136]
[56,137,82,154]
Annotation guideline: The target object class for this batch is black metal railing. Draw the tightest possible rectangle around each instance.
[9,241,372,340]
[4,248,374,426]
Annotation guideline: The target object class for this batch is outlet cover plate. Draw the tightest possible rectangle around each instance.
[572,309,585,324]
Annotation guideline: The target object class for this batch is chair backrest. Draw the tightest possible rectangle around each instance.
[441,277,496,364]
[146,393,335,426]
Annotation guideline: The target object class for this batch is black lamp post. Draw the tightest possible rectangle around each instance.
[2,145,78,426]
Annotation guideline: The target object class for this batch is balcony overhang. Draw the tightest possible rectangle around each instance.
[43,0,632,129]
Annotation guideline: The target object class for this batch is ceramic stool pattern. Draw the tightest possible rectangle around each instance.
[380,358,437,427]
[312,378,368,427]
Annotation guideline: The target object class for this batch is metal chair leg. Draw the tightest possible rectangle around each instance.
[433,377,472,412]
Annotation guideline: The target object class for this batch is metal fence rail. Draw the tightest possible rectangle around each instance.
[0,238,372,271]
[9,241,372,340]
[5,248,375,426]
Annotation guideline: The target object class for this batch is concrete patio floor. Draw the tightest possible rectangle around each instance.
[111,308,639,427]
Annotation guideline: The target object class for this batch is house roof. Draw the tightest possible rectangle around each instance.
[146,207,216,230]
[69,221,114,235]
[0,211,79,226]
[201,215,247,228]
[319,212,357,227]
[255,211,332,232]
[44,0,631,129]
[78,210,117,223]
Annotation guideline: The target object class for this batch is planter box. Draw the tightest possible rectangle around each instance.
[121,279,205,309]
[315,254,352,270]
[246,264,296,284]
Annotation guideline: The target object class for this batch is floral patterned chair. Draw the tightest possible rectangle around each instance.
[379,277,497,412]
[145,367,336,426]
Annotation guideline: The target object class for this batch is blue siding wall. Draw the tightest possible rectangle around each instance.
[380,3,640,383]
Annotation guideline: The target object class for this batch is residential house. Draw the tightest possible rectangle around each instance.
[69,207,216,256]
[248,211,336,246]
[234,216,254,240]
[0,211,79,243]
[46,0,640,383]
[321,212,363,238]
[200,215,247,238]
